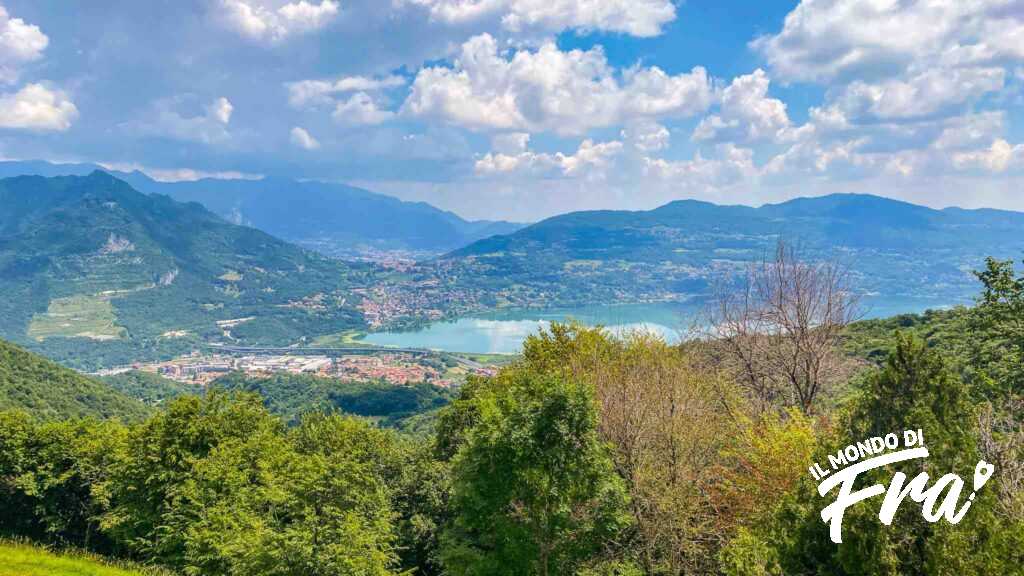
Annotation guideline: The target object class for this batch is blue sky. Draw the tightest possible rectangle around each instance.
[1,0,1023,221]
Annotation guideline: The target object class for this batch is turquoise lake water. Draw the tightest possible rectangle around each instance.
[363,296,960,355]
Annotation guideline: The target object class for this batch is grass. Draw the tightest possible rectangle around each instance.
[450,351,517,364]
[311,329,372,347]
[27,294,126,342]
[0,540,170,576]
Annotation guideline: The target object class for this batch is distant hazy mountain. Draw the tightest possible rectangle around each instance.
[0,172,366,369]
[439,194,1024,311]
[117,172,525,257]
[0,161,524,257]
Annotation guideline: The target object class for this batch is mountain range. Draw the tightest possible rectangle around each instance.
[0,160,524,258]
[0,171,366,369]
[434,193,1024,313]
[3,168,1024,369]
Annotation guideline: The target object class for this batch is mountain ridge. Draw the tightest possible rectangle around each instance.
[433,191,1024,313]
[0,160,525,257]
[0,171,366,369]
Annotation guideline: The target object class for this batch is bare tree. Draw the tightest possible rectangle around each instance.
[978,399,1024,521]
[705,241,861,414]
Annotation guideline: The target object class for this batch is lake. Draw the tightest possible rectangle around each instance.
[362,296,959,355]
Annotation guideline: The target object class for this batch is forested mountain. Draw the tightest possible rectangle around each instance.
[0,161,524,257]
[439,193,1024,310]
[0,172,367,369]
[0,338,148,420]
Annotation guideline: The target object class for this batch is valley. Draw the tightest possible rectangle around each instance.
[1,169,1016,374]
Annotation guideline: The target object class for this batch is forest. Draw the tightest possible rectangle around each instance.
[1,251,1022,575]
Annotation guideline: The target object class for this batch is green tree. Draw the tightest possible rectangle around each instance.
[177,413,400,576]
[0,411,128,551]
[441,368,631,576]
[969,257,1024,397]
[721,334,1023,575]
[102,392,283,565]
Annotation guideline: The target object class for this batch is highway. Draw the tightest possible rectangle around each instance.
[207,344,486,369]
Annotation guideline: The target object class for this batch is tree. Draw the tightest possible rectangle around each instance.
[970,257,1024,522]
[706,241,861,414]
[102,392,286,565]
[721,335,1023,575]
[441,368,631,576]
[970,257,1024,397]
[178,414,401,576]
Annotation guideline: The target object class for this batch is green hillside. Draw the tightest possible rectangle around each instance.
[100,370,202,406]
[211,371,453,429]
[0,541,165,576]
[0,172,369,369]
[0,339,149,420]
[436,194,1024,311]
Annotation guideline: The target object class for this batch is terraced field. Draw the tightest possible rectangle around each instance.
[27,294,126,341]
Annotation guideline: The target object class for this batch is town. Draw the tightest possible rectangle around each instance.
[95,349,500,388]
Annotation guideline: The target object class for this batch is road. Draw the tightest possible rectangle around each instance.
[207,344,486,369]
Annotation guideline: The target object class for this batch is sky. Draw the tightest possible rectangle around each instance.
[1,0,1024,221]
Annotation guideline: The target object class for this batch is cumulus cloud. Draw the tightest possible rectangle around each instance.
[933,112,1006,151]
[403,33,714,135]
[0,5,48,84]
[953,139,1023,173]
[216,0,339,43]
[643,144,757,189]
[751,0,1024,83]
[0,83,78,131]
[405,0,676,37]
[828,67,1005,122]
[622,120,670,152]
[332,92,394,125]
[490,132,531,154]
[290,126,320,149]
[475,137,623,178]
[208,96,234,124]
[130,96,235,144]
[287,74,405,108]
[692,69,789,143]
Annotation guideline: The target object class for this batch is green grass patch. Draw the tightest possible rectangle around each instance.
[311,329,370,347]
[0,540,169,576]
[27,295,126,342]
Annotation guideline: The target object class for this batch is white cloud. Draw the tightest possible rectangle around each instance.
[643,143,758,189]
[0,83,78,131]
[752,0,1020,83]
[290,126,320,149]
[332,92,394,125]
[99,161,263,182]
[953,139,1023,173]
[622,120,670,152]
[491,132,530,154]
[829,67,1005,122]
[217,0,339,43]
[130,96,234,144]
[475,138,623,178]
[208,96,234,124]
[406,0,676,37]
[403,34,714,135]
[692,69,789,143]
[0,5,48,84]
[287,74,405,108]
[933,112,1005,151]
